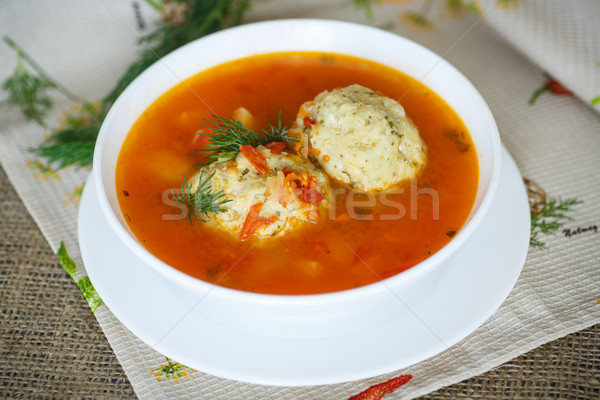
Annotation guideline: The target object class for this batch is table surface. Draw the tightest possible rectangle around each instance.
[1,164,598,399]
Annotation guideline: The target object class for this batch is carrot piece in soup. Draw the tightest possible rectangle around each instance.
[239,145,269,175]
[240,203,278,240]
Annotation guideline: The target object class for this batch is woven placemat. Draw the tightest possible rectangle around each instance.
[1,164,598,399]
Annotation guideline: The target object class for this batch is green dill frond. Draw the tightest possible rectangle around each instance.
[2,36,82,127]
[173,171,230,222]
[31,101,105,169]
[2,1,252,172]
[198,112,296,167]
[104,0,251,106]
[530,197,582,249]
[144,0,162,11]
[1,39,57,127]
[261,111,296,144]
[200,116,261,165]
[102,53,158,109]
[32,123,100,169]
[1,62,56,126]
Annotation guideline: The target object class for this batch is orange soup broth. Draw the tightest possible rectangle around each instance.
[116,52,479,295]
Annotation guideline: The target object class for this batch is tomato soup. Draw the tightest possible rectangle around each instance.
[116,52,478,294]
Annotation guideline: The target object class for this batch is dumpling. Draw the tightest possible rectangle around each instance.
[189,144,330,239]
[293,84,427,192]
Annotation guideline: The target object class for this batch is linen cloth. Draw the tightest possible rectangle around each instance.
[1,1,598,398]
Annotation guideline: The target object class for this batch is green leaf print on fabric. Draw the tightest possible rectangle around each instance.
[57,242,103,312]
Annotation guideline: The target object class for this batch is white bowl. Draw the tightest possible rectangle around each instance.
[93,19,501,337]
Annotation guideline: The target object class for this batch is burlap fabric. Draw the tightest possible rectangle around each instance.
[2,165,598,398]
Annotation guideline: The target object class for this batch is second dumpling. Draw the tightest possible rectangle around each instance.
[293,84,427,192]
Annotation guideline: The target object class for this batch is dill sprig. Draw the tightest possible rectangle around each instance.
[33,122,100,170]
[173,170,231,222]
[530,197,582,249]
[32,101,105,169]
[1,37,81,127]
[199,112,296,166]
[1,0,251,171]
[1,61,55,127]
[102,0,251,107]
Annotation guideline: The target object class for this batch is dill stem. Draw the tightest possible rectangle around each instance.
[3,36,82,103]
[197,1,227,34]
[529,85,549,105]
[144,0,162,11]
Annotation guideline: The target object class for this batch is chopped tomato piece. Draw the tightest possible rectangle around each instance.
[303,116,316,127]
[239,145,269,175]
[265,141,287,155]
[299,175,324,205]
[299,185,324,205]
[281,167,324,207]
[279,168,324,207]
[240,203,278,240]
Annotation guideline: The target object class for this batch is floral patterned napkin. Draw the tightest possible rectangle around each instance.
[1,1,599,398]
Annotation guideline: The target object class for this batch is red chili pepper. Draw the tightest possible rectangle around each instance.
[240,203,278,240]
[265,141,287,155]
[546,78,573,95]
[347,375,412,400]
[303,116,316,127]
[529,77,573,105]
[239,145,269,175]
